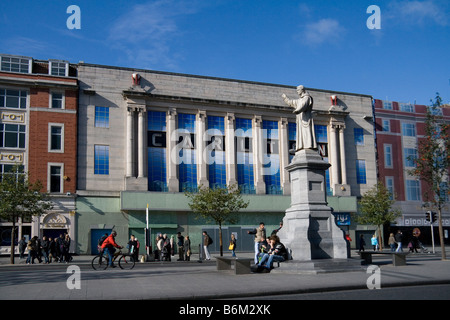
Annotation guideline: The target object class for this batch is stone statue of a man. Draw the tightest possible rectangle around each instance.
[282,85,317,151]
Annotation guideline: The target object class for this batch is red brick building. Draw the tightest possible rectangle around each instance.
[374,98,450,243]
[0,54,78,252]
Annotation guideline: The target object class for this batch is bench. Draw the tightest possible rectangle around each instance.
[215,257,253,275]
[358,251,409,266]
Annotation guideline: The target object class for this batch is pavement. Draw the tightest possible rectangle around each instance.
[0,250,449,300]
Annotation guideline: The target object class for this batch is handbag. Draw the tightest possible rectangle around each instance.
[228,243,234,250]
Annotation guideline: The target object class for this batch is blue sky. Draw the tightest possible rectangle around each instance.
[1,0,449,105]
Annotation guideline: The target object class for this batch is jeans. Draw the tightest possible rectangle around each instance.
[254,242,260,264]
[258,253,285,269]
[203,245,211,260]
[104,247,116,266]
[396,242,403,252]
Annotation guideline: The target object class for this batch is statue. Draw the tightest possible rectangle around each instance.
[282,85,317,151]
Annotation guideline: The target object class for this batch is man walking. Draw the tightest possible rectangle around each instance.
[395,230,403,252]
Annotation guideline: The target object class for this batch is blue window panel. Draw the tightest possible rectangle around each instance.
[263,120,278,139]
[236,118,254,194]
[148,111,166,131]
[178,114,197,192]
[354,128,364,145]
[315,125,328,143]
[94,145,109,175]
[95,106,109,128]
[148,148,168,191]
[263,120,281,194]
[406,180,420,201]
[207,116,226,189]
[356,160,367,184]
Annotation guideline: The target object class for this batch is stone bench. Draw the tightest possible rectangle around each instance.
[215,257,253,275]
[358,251,409,266]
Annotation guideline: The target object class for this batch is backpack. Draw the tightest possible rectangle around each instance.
[98,235,107,247]
[207,235,213,245]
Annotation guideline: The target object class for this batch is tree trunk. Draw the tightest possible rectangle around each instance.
[219,223,223,256]
[438,208,447,260]
[377,226,383,251]
[10,220,16,264]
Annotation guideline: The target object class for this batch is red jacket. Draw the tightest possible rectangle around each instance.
[101,234,120,249]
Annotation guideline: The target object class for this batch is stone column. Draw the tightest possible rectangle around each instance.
[329,124,339,189]
[196,110,208,188]
[279,118,290,195]
[252,115,266,194]
[339,125,347,185]
[166,108,179,192]
[126,107,135,177]
[137,108,147,178]
[225,113,237,186]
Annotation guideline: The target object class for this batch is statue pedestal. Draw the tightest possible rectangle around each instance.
[277,149,348,261]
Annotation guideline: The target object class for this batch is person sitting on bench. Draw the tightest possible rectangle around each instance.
[255,235,288,272]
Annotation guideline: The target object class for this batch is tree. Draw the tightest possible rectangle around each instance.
[357,181,401,250]
[408,93,449,260]
[0,166,53,264]
[185,184,249,256]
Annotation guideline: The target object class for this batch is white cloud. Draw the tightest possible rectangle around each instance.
[301,18,345,46]
[108,0,200,70]
[387,0,448,26]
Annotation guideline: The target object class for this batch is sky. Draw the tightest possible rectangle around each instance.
[0,0,449,105]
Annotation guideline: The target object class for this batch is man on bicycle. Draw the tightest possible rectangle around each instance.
[101,231,123,268]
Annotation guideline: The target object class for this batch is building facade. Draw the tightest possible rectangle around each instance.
[0,54,78,253]
[76,63,377,254]
[374,99,450,244]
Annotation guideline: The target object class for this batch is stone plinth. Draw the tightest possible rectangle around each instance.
[277,149,348,261]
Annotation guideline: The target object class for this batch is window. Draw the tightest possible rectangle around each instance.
[400,103,414,113]
[263,120,281,195]
[384,144,393,168]
[406,180,420,201]
[385,177,394,200]
[314,124,331,194]
[236,118,255,194]
[403,148,417,167]
[354,128,364,145]
[178,113,197,192]
[382,119,390,132]
[1,55,31,73]
[51,92,64,109]
[148,111,167,192]
[383,101,392,110]
[94,145,109,175]
[356,160,367,184]
[0,164,24,183]
[49,60,68,77]
[402,123,416,137]
[95,106,109,128]
[49,124,63,152]
[0,88,27,109]
[207,116,226,190]
[49,165,62,193]
[0,123,25,148]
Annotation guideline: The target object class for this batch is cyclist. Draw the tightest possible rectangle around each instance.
[101,230,123,268]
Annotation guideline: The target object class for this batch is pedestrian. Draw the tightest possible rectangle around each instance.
[202,231,212,260]
[183,235,191,261]
[41,235,50,264]
[410,235,419,253]
[26,236,38,264]
[170,235,175,257]
[388,233,396,252]
[161,234,171,261]
[57,234,65,263]
[271,221,283,236]
[63,233,72,263]
[371,234,379,251]
[48,237,56,262]
[177,232,185,261]
[229,233,237,257]
[18,236,27,259]
[127,235,139,262]
[395,230,403,252]
[248,222,267,264]
[358,234,366,252]
[254,235,288,273]
[155,235,162,261]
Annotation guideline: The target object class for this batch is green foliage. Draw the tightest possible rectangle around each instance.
[357,181,401,227]
[185,184,249,226]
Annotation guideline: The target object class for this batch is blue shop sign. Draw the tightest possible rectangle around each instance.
[334,212,351,226]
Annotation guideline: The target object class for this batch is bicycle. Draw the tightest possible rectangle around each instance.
[91,249,135,270]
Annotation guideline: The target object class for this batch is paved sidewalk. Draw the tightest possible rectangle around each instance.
[1,251,449,300]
